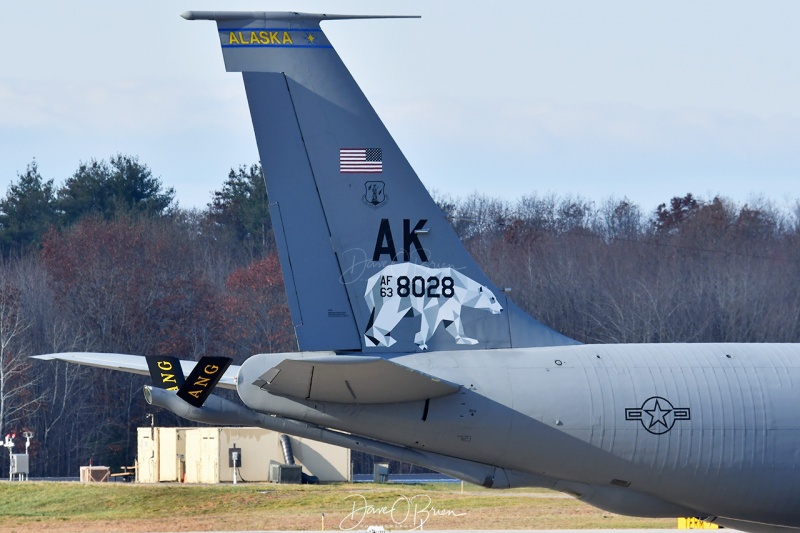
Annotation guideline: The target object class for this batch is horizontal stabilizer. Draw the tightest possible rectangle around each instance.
[252,356,460,404]
[31,352,238,390]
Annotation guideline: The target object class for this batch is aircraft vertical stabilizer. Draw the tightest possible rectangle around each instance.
[183,11,578,352]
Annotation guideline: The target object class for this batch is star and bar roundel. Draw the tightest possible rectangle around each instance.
[625,396,691,435]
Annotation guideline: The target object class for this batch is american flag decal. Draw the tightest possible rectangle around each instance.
[340,148,382,173]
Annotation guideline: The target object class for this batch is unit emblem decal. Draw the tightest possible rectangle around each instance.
[362,181,389,209]
[625,396,690,435]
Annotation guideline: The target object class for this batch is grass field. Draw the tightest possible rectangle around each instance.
[0,481,675,533]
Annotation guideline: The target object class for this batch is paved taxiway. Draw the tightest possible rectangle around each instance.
[192,530,696,533]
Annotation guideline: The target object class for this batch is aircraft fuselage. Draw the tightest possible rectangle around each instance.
[238,342,800,526]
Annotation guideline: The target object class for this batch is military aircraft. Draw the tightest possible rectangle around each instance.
[34,11,800,533]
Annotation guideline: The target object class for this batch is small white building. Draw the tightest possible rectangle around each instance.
[137,427,350,483]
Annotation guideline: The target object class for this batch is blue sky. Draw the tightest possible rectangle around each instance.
[2,1,799,212]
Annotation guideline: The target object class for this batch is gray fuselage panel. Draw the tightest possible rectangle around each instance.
[238,343,800,525]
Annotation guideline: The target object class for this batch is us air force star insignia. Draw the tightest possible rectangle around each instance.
[625,396,690,435]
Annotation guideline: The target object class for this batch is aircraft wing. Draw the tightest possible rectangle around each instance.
[31,352,239,390]
[251,355,460,404]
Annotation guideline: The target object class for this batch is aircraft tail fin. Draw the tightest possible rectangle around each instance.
[185,12,578,352]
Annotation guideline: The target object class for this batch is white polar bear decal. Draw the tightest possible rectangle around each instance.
[363,263,503,350]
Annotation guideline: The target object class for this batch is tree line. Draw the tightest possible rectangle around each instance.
[0,156,287,476]
[0,155,798,477]
[436,191,800,344]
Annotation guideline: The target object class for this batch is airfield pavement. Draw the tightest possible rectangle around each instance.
[195,530,694,533]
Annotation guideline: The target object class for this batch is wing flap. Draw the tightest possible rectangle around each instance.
[31,352,239,390]
[253,356,460,404]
